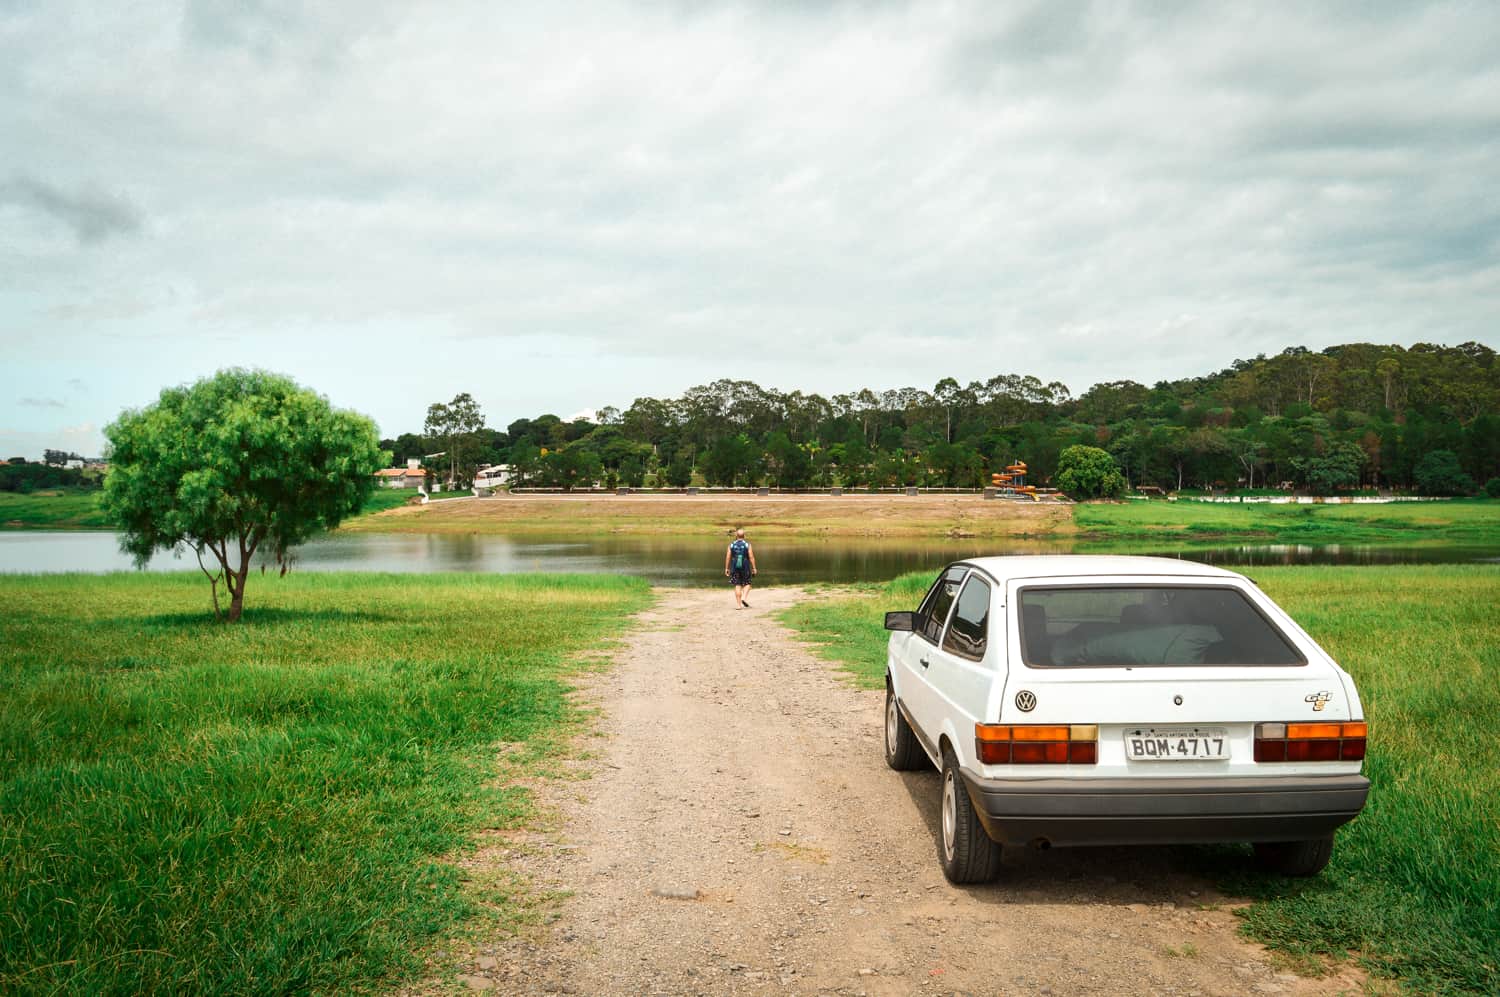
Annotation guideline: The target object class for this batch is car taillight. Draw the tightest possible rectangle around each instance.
[1254,721,1367,762]
[975,724,1097,765]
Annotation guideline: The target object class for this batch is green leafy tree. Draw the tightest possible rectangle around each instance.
[618,456,647,488]
[424,392,486,487]
[1294,441,1366,495]
[764,432,813,487]
[102,369,385,622]
[1485,477,1500,499]
[1413,450,1475,496]
[664,455,694,488]
[926,442,981,487]
[702,434,761,487]
[1055,445,1126,499]
[539,447,601,491]
[508,442,541,485]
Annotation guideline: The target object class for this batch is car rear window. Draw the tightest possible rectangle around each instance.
[1016,585,1306,667]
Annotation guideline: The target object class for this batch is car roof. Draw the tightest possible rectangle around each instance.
[955,555,1244,583]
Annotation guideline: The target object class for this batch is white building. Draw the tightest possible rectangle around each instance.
[474,464,514,488]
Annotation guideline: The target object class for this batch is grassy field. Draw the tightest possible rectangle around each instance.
[0,488,419,532]
[780,566,1500,994]
[0,572,651,995]
[0,489,112,529]
[1075,498,1500,549]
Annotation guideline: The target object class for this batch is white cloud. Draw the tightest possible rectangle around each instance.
[0,0,1495,445]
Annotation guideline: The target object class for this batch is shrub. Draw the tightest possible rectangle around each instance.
[1055,445,1126,499]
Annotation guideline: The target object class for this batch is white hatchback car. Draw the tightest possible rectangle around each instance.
[884,556,1369,884]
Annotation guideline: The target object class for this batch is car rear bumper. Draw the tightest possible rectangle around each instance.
[959,772,1370,847]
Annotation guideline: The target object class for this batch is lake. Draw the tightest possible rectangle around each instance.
[2,531,1497,584]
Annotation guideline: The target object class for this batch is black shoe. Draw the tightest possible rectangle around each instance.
[741,600,750,607]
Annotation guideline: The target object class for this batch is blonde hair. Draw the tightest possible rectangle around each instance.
[735,528,745,538]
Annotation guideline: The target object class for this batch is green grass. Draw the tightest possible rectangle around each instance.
[1076,499,1500,549]
[0,572,651,995]
[779,565,1500,994]
[0,489,110,529]
[1,488,422,532]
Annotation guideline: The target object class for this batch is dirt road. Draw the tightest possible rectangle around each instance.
[437,588,1363,996]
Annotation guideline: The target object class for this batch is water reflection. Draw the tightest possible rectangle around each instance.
[1,530,1496,583]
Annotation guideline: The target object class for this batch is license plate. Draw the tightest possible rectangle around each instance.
[1124,728,1229,761]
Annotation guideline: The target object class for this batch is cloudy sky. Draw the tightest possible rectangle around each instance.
[2,0,1497,457]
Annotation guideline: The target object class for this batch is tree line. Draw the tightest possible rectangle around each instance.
[381,342,1500,496]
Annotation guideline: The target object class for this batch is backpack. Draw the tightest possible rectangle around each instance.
[730,539,749,571]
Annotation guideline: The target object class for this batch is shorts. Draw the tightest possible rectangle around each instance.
[729,567,753,586]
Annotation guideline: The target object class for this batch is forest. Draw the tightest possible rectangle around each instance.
[383,342,1500,496]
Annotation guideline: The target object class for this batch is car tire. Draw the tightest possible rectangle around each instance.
[938,747,1002,884]
[1253,837,1334,877]
[884,683,926,771]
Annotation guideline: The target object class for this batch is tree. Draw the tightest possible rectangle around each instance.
[508,442,541,485]
[618,456,647,488]
[1230,428,1266,488]
[764,432,812,487]
[1055,445,1125,499]
[424,392,486,487]
[102,369,385,622]
[1294,442,1365,495]
[664,455,693,488]
[1413,450,1475,496]
[702,434,761,487]
[538,446,601,491]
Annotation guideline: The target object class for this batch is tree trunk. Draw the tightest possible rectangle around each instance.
[218,532,260,623]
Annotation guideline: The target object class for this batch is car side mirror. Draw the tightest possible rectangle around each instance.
[884,611,915,632]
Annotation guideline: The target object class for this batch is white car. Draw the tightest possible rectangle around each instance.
[883,555,1369,883]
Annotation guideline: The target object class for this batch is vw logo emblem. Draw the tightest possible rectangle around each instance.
[1015,690,1037,712]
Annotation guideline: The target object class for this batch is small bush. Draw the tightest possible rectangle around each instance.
[1055,445,1126,500]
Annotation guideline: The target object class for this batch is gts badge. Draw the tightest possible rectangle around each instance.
[1305,691,1332,712]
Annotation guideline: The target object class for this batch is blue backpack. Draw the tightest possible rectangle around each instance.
[730,539,750,572]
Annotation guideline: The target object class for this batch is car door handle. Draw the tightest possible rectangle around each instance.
[919,657,930,669]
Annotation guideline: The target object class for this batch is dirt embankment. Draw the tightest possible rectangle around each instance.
[352,493,1074,541]
[402,587,1368,996]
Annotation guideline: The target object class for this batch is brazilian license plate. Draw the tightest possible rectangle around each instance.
[1124,728,1229,761]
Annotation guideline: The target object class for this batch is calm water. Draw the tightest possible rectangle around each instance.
[1,531,1496,584]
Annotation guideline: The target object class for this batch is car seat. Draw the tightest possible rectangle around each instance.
[1020,604,1051,665]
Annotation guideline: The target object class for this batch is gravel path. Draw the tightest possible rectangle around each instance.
[431,587,1365,996]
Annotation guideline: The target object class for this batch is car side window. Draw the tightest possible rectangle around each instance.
[918,566,968,644]
[942,575,991,661]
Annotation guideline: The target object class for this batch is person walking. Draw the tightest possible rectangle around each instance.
[724,528,757,609]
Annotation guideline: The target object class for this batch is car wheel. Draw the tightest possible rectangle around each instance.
[884,684,926,771]
[938,747,1002,884]
[1253,837,1334,877]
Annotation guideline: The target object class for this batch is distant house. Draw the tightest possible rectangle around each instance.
[375,459,429,489]
[474,464,514,488]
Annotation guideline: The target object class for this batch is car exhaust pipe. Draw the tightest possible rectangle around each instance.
[1030,837,1052,850]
